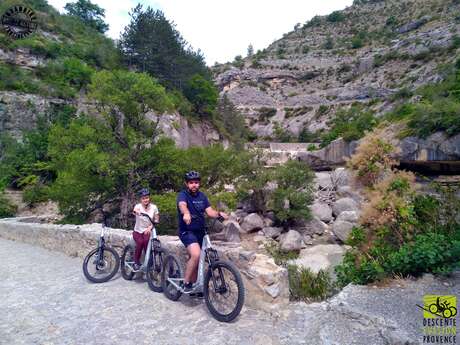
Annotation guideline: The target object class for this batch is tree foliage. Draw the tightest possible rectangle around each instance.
[64,0,109,33]
[183,74,218,117]
[118,5,210,90]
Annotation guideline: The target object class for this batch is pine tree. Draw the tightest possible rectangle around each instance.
[118,5,210,90]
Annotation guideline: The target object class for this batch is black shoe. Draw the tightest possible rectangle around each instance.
[183,282,193,293]
[133,263,141,271]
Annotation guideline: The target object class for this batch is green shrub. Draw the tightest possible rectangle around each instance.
[351,37,364,49]
[288,265,334,301]
[152,192,177,235]
[323,36,334,50]
[336,140,460,287]
[391,87,413,101]
[232,55,244,68]
[298,128,319,142]
[170,90,193,117]
[305,15,322,27]
[0,192,17,218]
[327,11,346,23]
[385,16,398,27]
[273,123,296,142]
[450,35,460,51]
[0,63,42,94]
[320,104,378,147]
[183,74,218,117]
[23,183,50,205]
[258,107,277,123]
[347,127,397,186]
[386,232,460,276]
[238,159,314,225]
[316,105,329,116]
[351,31,366,49]
[208,191,237,211]
[284,106,312,118]
[270,160,314,225]
[307,143,317,151]
[38,57,94,98]
[335,251,385,286]
[384,62,460,138]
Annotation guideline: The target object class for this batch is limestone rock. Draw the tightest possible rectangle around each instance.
[234,209,248,221]
[336,211,359,223]
[310,202,333,223]
[314,172,333,190]
[332,197,359,216]
[262,226,283,239]
[332,220,355,242]
[279,230,303,251]
[336,186,362,202]
[295,216,329,236]
[288,244,347,274]
[240,213,265,233]
[219,221,241,243]
[263,217,274,227]
[397,15,431,34]
[298,138,358,170]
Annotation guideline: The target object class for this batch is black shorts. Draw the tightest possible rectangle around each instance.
[179,230,204,248]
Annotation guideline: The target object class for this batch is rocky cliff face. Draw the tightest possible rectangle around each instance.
[214,0,460,139]
[0,90,226,148]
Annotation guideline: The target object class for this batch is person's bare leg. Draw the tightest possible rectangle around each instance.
[184,243,200,284]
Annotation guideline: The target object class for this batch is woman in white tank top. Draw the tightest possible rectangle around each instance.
[132,188,159,269]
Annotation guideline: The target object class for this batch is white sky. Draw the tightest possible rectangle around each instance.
[47,0,353,65]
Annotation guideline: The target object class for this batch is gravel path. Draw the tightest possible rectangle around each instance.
[1,238,458,345]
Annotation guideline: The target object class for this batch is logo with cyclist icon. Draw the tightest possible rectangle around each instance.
[419,295,457,319]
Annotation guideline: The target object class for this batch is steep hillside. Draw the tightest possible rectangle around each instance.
[0,0,224,147]
[214,0,460,142]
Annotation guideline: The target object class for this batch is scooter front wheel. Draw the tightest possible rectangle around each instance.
[120,245,135,280]
[204,260,245,322]
[161,254,183,301]
[147,248,168,293]
[82,246,120,283]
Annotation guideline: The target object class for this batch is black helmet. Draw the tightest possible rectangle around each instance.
[138,188,150,197]
[184,170,201,181]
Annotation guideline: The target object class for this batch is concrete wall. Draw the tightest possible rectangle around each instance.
[0,216,289,312]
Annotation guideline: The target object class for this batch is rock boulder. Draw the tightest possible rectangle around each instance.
[332,220,355,242]
[288,244,348,275]
[240,213,265,233]
[310,202,333,223]
[279,230,303,251]
[332,197,359,217]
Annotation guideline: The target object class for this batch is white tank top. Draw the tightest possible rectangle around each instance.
[133,203,159,233]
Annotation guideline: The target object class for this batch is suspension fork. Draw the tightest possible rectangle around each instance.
[151,239,162,271]
[96,236,105,265]
[207,249,227,293]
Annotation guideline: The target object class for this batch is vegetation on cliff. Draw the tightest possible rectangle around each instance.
[335,127,460,286]
[0,0,250,225]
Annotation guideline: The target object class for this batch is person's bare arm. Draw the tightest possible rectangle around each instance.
[178,201,192,225]
[205,207,228,220]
